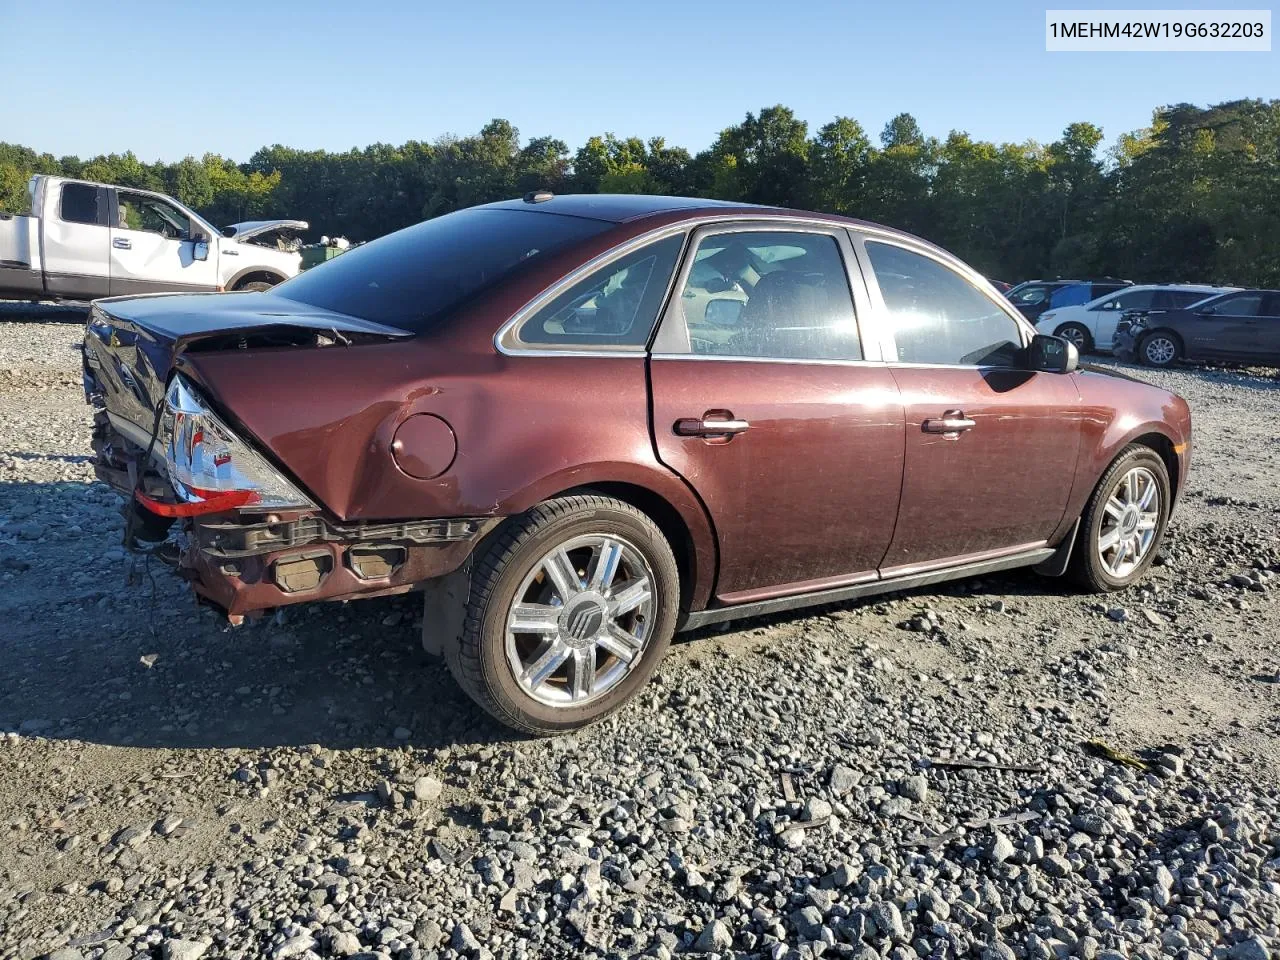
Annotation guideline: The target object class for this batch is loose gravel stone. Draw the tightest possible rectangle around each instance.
[161,941,208,960]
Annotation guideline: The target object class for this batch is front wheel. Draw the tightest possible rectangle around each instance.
[1068,445,1171,592]
[1139,331,1181,367]
[237,281,275,293]
[445,495,680,735]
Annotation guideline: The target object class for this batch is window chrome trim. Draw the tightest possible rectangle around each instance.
[650,352,884,368]
[494,213,900,358]
[495,225,691,356]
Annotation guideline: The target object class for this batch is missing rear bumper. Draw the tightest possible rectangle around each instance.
[186,531,487,618]
[176,512,496,618]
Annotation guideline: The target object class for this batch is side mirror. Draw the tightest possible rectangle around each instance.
[193,239,209,262]
[1027,333,1078,374]
[704,298,743,326]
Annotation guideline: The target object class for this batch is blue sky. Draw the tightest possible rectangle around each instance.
[1,0,1274,162]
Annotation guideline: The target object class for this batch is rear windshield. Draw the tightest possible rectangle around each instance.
[273,208,611,331]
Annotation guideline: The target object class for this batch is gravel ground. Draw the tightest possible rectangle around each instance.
[1,321,1278,960]
[0,301,89,324]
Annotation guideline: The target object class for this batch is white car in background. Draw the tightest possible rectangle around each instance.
[0,175,307,301]
[1034,284,1231,354]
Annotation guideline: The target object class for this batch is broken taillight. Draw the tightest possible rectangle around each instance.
[156,375,313,514]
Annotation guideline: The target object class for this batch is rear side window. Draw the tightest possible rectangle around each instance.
[516,234,685,348]
[274,208,611,332]
[60,183,107,226]
[1207,293,1264,316]
[866,241,1022,367]
[675,230,861,361]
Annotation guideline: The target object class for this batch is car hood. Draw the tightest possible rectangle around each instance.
[1076,363,1152,386]
[223,219,309,239]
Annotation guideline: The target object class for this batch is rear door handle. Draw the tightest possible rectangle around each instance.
[113,237,131,250]
[922,410,975,435]
[674,413,750,438]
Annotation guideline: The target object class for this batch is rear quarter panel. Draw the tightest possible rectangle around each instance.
[182,338,719,610]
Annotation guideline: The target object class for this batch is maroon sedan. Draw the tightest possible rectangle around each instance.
[83,194,1191,734]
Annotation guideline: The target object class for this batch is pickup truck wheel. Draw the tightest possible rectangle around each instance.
[444,495,679,735]
[238,281,275,293]
[1068,444,1170,593]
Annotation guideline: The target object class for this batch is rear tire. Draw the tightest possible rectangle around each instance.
[1138,331,1181,367]
[444,495,679,735]
[1068,445,1171,593]
[1055,322,1093,354]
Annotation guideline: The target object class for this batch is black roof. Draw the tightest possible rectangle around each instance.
[481,193,767,223]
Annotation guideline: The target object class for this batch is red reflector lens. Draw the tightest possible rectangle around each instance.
[136,489,258,517]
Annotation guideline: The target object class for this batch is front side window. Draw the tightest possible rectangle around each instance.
[675,230,861,361]
[117,192,192,239]
[865,240,1023,367]
[60,183,106,226]
[517,234,684,347]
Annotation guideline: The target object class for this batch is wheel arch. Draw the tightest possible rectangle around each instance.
[1051,415,1187,550]
[1129,430,1180,505]
[226,267,288,290]
[1054,319,1093,344]
[494,467,718,614]
[560,481,701,614]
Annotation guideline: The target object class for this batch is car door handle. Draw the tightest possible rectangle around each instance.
[113,237,131,250]
[922,411,976,435]
[674,414,750,437]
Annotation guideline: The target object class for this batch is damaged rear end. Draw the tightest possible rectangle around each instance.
[83,293,486,622]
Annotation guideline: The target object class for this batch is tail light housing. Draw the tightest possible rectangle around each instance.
[151,374,313,515]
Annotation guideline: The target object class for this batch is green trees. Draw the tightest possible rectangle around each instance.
[2,98,1277,285]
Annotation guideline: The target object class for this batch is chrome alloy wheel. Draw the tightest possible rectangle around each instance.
[1097,466,1160,578]
[1143,335,1177,365]
[504,534,655,707]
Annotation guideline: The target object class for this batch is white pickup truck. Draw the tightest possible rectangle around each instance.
[0,175,307,301]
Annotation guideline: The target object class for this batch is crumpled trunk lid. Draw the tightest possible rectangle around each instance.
[82,291,410,441]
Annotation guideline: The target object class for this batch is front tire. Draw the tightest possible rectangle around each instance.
[1139,331,1181,367]
[444,495,679,735]
[1055,322,1093,354]
[238,281,275,293]
[1068,445,1171,593]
